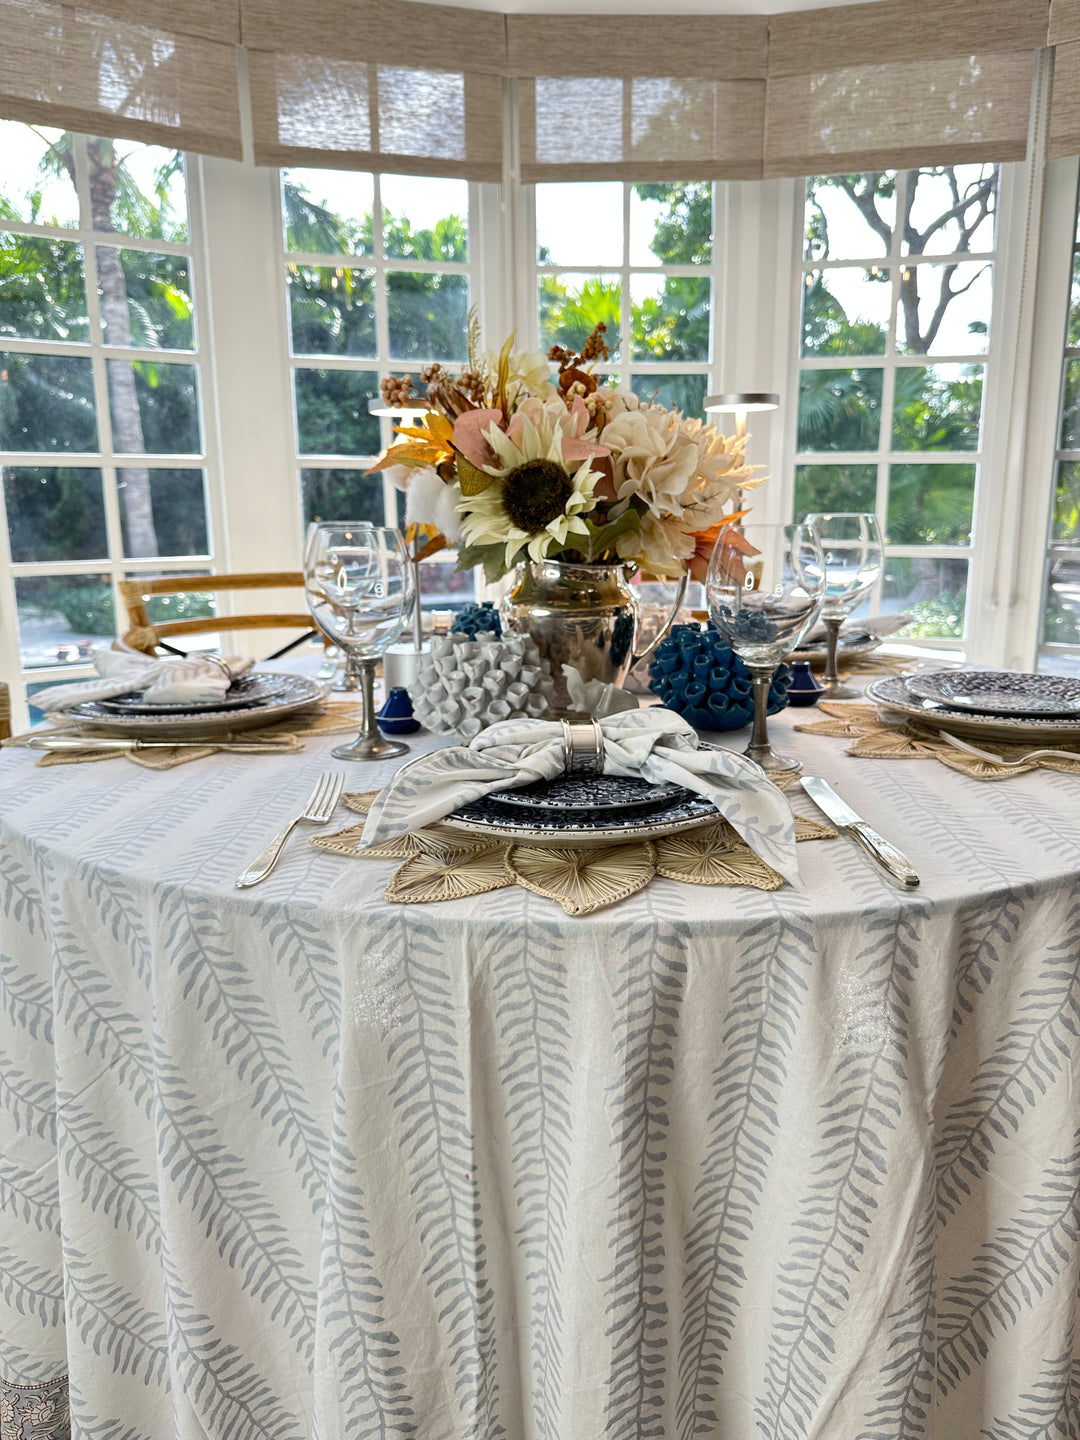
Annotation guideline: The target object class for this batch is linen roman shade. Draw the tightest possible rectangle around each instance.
[764,0,1047,178]
[1050,0,1080,158]
[241,0,506,179]
[510,15,767,182]
[0,0,242,159]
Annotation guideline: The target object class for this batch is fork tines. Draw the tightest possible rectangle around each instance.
[307,770,345,821]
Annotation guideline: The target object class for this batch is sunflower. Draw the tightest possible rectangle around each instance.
[457,413,601,568]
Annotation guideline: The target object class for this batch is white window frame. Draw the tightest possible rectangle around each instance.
[0,135,225,732]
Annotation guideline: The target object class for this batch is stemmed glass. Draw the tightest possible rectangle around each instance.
[706,521,826,775]
[804,512,884,699]
[305,523,415,761]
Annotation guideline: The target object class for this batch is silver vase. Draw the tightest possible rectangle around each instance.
[501,559,688,717]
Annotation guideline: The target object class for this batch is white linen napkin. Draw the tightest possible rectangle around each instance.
[36,645,254,713]
[361,707,801,885]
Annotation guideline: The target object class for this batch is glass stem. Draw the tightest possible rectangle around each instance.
[359,657,380,743]
[823,615,843,689]
[747,666,773,763]
[412,558,424,650]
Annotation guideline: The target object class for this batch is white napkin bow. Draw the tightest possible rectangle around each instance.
[361,707,800,885]
[36,645,254,713]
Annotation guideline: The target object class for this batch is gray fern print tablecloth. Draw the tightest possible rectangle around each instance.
[1,713,1079,1440]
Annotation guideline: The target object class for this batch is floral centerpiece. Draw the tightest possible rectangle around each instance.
[372,320,764,583]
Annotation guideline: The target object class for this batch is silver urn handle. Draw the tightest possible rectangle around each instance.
[632,571,689,668]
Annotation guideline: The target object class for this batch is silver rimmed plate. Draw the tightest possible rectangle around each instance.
[62,674,327,737]
[95,672,291,715]
[905,669,1080,717]
[788,631,883,665]
[492,774,688,812]
[865,675,1080,744]
[442,788,721,849]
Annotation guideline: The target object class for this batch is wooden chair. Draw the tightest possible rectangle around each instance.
[118,572,317,660]
[0,681,10,741]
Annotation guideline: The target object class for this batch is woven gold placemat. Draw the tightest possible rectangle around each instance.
[2,704,366,769]
[310,789,837,916]
[794,701,1080,781]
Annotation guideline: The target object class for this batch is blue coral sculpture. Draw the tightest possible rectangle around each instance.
[648,622,789,731]
[451,601,502,639]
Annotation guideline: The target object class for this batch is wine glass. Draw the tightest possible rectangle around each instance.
[706,522,826,775]
[804,512,884,699]
[305,523,415,761]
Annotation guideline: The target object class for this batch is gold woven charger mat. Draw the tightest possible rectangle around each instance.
[2,704,366,769]
[310,789,838,917]
[794,701,1080,781]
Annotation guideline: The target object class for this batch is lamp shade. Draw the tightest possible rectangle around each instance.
[704,392,780,413]
[368,398,430,420]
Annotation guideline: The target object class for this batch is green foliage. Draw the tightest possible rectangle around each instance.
[4,468,106,562]
[20,577,114,635]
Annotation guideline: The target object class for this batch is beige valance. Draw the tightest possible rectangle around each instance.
[242,0,506,179]
[764,0,1044,178]
[0,0,242,159]
[1051,41,1080,158]
[1050,0,1080,44]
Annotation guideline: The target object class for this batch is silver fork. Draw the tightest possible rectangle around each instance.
[939,731,1080,768]
[235,771,345,888]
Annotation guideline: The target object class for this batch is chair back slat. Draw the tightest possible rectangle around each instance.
[118,572,314,658]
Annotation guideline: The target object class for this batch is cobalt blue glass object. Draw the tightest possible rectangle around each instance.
[786,659,824,707]
[648,623,789,731]
[377,686,422,734]
[451,601,502,639]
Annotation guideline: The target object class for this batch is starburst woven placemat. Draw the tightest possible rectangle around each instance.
[793,701,1080,781]
[2,704,367,769]
[310,789,837,916]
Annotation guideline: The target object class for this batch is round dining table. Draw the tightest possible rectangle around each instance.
[1,704,1078,1440]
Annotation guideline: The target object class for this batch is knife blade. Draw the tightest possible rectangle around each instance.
[799,776,920,888]
[26,735,296,753]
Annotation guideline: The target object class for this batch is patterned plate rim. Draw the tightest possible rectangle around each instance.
[490,774,688,811]
[788,634,882,663]
[94,672,292,715]
[865,675,1080,740]
[904,669,1080,717]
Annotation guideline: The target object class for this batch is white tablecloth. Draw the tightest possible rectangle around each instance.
[1,709,1079,1440]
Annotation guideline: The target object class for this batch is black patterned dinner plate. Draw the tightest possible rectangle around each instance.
[443,788,720,849]
[492,773,689,812]
[96,672,291,715]
[63,674,326,736]
[905,669,1080,717]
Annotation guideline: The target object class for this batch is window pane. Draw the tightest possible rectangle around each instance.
[98,248,194,350]
[892,364,984,452]
[897,261,991,355]
[1041,551,1080,647]
[804,175,895,262]
[540,274,620,358]
[119,468,208,557]
[882,556,968,638]
[0,353,98,451]
[419,559,476,605]
[282,169,374,256]
[1052,463,1080,543]
[288,265,376,357]
[294,370,379,455]
[3,466,106,561]
[630,373,707,417]
[902,165,997,257]
[87,139,187,242]
[796,368,883,451]
[0,122,78,227]
[0,234,88,342]
[1062,360,1080,449]
[887,463,975,544]
[382,174,468,262]
[300,468,386,527]
[538,183,622,266]
[16,574,115,668]
[800,268,889,357]
[1069,253,1080,348]
[125,572,216,628]
[631,275,709,362]
[387,272,468,361]
[107,359,201,454]
[794,464,877,518]
[630,182,712,266]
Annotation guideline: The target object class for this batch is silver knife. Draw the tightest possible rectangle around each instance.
[25,735,296,754]
[799,776,920,888]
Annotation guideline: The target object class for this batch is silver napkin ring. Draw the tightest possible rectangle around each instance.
[561,720,605,776]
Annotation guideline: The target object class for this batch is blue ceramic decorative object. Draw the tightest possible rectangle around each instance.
[648,623,789,731]
[786,659,824,707]
[377,686,422,735]
[451,601,502,639]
